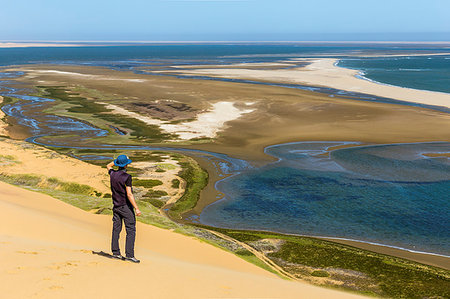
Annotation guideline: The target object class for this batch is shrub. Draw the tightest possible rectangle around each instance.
[171,179,180,188]
[311,270,330,277]
[133,179,163,188]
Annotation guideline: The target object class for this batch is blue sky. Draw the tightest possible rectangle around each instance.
[1,0,449,41]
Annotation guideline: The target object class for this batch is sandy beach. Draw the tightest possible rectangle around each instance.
[165,58,450,109]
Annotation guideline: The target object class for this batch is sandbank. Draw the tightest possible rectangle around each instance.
[0,42,82,48]
[103,101,255,140]
[165,58,450,108]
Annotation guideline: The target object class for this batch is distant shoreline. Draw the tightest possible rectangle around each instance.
[2,41,450,48]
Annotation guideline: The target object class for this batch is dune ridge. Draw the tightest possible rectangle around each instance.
[0,181,367,298]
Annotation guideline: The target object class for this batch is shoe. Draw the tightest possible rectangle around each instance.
[112,254,124,260]
[125,257,140,263]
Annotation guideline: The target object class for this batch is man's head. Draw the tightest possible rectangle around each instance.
[114,155,132,168]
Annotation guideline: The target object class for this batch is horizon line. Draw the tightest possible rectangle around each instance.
[2,40,450,44]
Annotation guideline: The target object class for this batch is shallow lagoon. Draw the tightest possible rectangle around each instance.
[200,142,450,256]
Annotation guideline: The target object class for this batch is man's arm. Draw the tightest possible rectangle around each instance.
[107,161,115,171]
[126,186,141,216]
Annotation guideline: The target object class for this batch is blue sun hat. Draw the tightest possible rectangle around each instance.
[114,155,132,167]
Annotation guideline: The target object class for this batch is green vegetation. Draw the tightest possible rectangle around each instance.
[156,163,177,170]
[167,156,208,220]
[144,190,168,198]
[47,177,94,194]
[171,179,180,188]
[0,173,42,187]
[311,270,330,277]
[0,172,178,230]
[0,155,20,165]
[38,86,174,142]
[199,227,450,298]
[0,96,19,107]
[0,174,95,196]
[133,179,163,188]
[140,197,165,209]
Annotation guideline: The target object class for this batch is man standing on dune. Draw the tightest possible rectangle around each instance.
[107,155,141,263]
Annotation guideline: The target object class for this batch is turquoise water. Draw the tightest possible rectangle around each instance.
[338,55,450,94]
[200,142,450,255]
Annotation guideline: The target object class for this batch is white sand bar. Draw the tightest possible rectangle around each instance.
[26,70,146,82]
[168,58,450,109]
[103,101,255,140]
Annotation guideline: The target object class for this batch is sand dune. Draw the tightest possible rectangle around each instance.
[0,138,110,193]
[169,58,450,109]
[0,182,366,298]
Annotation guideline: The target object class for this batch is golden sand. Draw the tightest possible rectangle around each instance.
[0,138,109,193]
[0,181,367,298]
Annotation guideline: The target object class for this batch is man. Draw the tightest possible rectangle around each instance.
[107,154,142,263]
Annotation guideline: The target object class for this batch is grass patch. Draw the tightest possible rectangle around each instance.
[140,197,165,209]
[39,86,174,142]
[171,179,180,188]
[156,163,177,170]
[0,96,19,107]
[144,190,168,198]
[0,173,43,186]
[133,179,163,188]
[198,227,450,298]
[47,177,94,195]
[167,157,208,220]
[311,270,330,277]
[0,154,20,165]
[0,174,97,196]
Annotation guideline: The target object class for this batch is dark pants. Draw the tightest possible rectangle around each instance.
[111,205,136,258]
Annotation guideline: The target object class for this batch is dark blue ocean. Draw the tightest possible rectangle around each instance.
[1,44,449,255]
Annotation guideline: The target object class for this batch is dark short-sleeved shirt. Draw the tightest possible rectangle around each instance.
[109,168,132,208]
